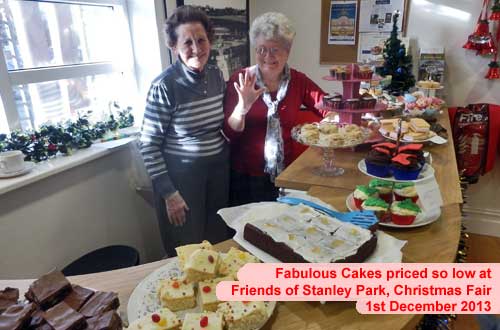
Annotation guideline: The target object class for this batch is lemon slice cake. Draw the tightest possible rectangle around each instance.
[181,312,223,330]
[217,248,259,279]
[127,308,181,330]
[198,276,232,312]
[158,278,195,312]
[184,249,219,282]
[175,240,213,270]
[216,301,267,330]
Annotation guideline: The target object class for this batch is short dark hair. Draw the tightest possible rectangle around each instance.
[164,5,214,48]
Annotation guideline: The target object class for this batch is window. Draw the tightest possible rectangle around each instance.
[0,0,138,132]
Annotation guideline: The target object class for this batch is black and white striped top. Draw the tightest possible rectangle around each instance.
[140,59,226,197]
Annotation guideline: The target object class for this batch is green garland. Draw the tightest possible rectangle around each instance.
[0,108,134,162]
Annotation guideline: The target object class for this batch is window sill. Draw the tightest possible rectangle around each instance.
[0,134,138,196]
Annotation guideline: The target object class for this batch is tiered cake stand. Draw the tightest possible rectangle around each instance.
[292,124,371,177]
[321,64,387,125]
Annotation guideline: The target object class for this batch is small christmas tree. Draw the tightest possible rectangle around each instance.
[377,11,415,95]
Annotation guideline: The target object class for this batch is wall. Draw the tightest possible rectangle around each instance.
[249,0,500,237]
[0,144,164,279]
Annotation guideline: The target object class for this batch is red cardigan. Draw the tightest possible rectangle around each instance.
[223,68,327,176]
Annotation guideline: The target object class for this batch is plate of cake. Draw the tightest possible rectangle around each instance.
[346,180,440,228]
[127,241,276,330]
[378,118,447,144]
[292,122,371,148]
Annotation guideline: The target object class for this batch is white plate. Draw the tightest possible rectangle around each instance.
[378,128,447,144]
[346,193,440,228]
[127,256,276,326]
[358,159,435,183]
[0,162,35,178]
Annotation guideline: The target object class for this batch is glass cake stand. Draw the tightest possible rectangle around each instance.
[292,124,371,177]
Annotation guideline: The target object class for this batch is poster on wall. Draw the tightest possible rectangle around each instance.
[176,0,249,81]
[357,32,390,64]
[359,0,405,33]
[327,0,357,45]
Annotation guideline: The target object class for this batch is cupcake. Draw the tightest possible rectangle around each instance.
[345,98,360,110]
[361,197,390,222]
[365,147,392,177]
[398,144,425,165]
[331,95,343,109]
[390,199,421,225]
[372,142,397,156]
[322,95,334,108]
[358,65,374,80]
[393,182,419,203]
[335,66,350,80]
[353,185,378,209]
[391,153,423,180]
[368,179,394,203]
[361,96,376,109]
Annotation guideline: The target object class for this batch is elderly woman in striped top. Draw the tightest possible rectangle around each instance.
[139,6,230,256]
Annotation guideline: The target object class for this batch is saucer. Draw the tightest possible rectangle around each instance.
[0,162,35,179]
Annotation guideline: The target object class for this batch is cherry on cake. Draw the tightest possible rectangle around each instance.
[198,276,233,312]
[175,240,213,270]
[127,307,181,330]
[158,278,196,312]
[216,301,267,330]
[184,249,219,282]
[181,312,223,330]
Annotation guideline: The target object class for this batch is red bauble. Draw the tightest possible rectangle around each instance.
[490,11,500,21]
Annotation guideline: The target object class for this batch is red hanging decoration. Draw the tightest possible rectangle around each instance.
[485,22,500,79]
[485,59,500,79]
[490,0,500,20]
[477,34,497,55]
[464,0,494,51]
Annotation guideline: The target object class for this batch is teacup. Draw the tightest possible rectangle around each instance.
[0,150,25,173]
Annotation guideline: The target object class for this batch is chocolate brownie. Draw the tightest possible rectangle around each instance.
[28,308,46,329]
[85,311,122,330]
[244,223,377,263]
[64,286,95,311]
[79,292,119,318]
[43,302,86,330]
[0,302,36,330]
[0,287,19,314]
[25,270,72,309]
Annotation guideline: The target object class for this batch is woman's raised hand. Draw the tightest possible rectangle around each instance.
[233,70,266,116]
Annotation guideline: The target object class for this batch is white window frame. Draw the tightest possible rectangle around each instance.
[0,0,135,132]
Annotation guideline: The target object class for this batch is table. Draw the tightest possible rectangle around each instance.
[0,241,419,330]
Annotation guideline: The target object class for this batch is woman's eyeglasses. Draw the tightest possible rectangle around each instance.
[255,46,283,56]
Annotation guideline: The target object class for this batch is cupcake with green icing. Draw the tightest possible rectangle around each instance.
[368,179,394,203]
[353,185,378,209]
[393,182,419,203]
[390,199,421,225]
[361,197,390,222]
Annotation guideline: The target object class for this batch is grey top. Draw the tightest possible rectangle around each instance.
[139,58,226,197]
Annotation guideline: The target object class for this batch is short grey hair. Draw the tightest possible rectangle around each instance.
[250,12,296,49]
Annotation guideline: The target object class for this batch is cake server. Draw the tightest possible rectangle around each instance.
[276,196,378,229]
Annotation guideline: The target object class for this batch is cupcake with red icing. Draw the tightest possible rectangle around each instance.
[391,153,423,180]
[353,185,378,209]
[368,179,394,203]
[361,197,390,222]
[398,144,425,165]
[390,199,421,225]
[365,146,392,177]
[372,142,397,156]
[393,182,419,202]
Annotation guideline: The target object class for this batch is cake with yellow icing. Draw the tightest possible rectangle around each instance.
[158,278,196,312]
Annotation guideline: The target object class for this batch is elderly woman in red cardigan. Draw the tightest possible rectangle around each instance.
[224,12,329,206]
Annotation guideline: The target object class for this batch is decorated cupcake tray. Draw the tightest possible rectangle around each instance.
[345,193,440,228]
[357,159,435,183]
[321,64,388,125]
